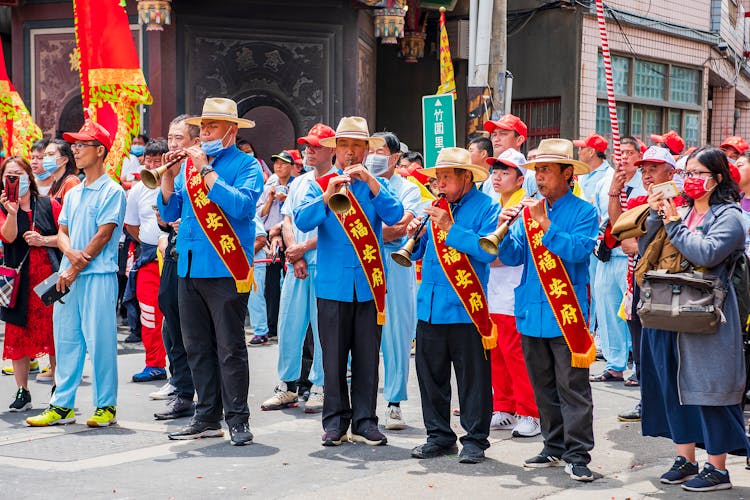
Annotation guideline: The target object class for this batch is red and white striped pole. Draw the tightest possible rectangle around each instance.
[595,0,621,166]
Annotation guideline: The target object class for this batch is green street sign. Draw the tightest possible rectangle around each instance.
[422,93,456,169]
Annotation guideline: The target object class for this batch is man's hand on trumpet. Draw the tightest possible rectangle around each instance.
[160,149,187,178]
[322,174,351,207]
[406,216,427,239]
[521,198,551,231]
[344,163,381,196]
[423,205,452,233]
[498,205,522,225]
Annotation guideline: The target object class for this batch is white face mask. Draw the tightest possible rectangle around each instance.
[364,154,390,177]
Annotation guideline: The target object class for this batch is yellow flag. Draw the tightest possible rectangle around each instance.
[436,7,456,99]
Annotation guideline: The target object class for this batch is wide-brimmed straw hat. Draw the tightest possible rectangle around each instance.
[524,139,591,175]
[417,147,489,182]
[185,97,255,128]
[319,116,385,148]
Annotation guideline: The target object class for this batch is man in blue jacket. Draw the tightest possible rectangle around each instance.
[158,98,263,446]
[295,116,403,447]
[496,139,599,482]
[407,147,500,464]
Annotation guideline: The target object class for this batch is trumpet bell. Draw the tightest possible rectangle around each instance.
[328,191,352,215]
[478,224,509,255]
[140,165,168,189]
[391,248,413,267]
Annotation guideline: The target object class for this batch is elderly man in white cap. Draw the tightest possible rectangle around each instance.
[295,116,403,448]
[158,97,263,446]
[406,147,500,464]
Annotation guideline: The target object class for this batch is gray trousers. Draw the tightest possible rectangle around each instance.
[521,335,594,465]
[178,276,250,426]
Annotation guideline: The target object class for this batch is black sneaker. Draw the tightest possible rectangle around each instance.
[124,331,142,343]
[228,422,253,446]
[617,403,641,422]
[9,387,31,412]
[168,421,224,440]
[350,428,387,446]
[660,456,699,484]
[681,463,732,492]
[458,444,485,464]
[411,442,459,459]
[154,396,194,420]
[524,453,564,468]
[565,462,594,482]
[321,430,347,447]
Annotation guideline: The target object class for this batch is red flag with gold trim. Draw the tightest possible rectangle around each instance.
[73,0,152,181]
[436,7,456,99]
[0,44,42,158]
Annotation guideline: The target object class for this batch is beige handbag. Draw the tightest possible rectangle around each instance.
[612,203,650,241]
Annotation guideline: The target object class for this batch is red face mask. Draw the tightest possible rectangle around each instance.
[683,176,713,200]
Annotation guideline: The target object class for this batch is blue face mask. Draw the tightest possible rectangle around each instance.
[130,145,145,157]
[201,128,231,157]
[35,171,52,181]
[42,156,61,175]
[18,175,29,197]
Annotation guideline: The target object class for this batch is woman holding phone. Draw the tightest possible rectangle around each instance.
[0,157,61,412]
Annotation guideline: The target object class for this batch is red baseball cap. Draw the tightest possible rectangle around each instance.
[635,138,648,154]
[287,149,303,166]
[573,133,608,153]
[650,130,684,155]
[297,123,336,147]
[720,136,749,154]
[63,120,113,150]
[483,114,527,141]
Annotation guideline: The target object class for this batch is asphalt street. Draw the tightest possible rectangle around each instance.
[0,326,748,499]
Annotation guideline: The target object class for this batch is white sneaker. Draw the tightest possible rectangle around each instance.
[304,386,324,414]
[512,415,541,437]
[149,382,177,400]
[384,405,407,430]
[260,383,299,411]
[490,411,517,430]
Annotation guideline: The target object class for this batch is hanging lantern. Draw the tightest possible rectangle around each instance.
[398,1,426,63]
[373,0,407,44]
[137,0,172,32]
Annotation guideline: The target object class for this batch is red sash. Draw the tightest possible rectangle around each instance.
[316,173,387,325]
[523,207,595,368]
[430,197,497,350]
[185,159,254,293]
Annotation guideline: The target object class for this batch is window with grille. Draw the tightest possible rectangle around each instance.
[510,97,561,152]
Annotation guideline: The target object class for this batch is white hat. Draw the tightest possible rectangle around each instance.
[319,117,385,148]
[635,146,677,169]
[487,148,528,176]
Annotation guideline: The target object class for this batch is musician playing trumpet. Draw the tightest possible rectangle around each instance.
[405,147,499,465]
[493,139,599,482]
[295,117,403,448]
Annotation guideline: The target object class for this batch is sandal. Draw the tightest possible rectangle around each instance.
[624,374,640,387]
[589,370,624,382]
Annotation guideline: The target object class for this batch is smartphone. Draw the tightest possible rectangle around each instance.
[651,181,679,199]
[4,175,19,203]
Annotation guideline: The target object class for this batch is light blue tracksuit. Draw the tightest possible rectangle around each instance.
[248,216,268,336]
[51,174,126,410]
[381,174,422,403]
[274,167,333,386]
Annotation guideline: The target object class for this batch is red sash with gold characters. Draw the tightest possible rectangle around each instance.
[316,173,387,325]
[185,159,254,293]
[523,206,595,368]
[430,197,497,350]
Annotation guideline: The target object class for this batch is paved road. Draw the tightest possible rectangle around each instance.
[0,328,748,499]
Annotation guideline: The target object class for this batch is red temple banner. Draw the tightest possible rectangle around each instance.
[0,44,42,158]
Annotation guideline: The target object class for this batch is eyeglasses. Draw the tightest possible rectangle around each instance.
[71,142,99,150]
[684,170,713,179]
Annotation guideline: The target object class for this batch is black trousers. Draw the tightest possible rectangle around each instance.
[521,335,594,464]
[415,320,492,450]
[158,258,195,399]
[264,261,284,337]
[629,281,643,381]
[317,298,381,434]
[178,276,250,426]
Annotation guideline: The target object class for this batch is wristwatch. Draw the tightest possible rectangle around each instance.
[200,165,215,178]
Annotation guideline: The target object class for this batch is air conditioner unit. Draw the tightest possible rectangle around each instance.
[446,19,470,60]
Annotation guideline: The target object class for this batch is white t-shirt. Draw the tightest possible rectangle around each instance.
[121,154,141,183]
[124,181,163,245]
[487,189,525,316]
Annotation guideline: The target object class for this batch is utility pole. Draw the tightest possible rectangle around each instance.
[489,0,507,117]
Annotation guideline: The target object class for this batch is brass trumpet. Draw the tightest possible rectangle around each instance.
[140,153,186,189]
[391,194,445,267]
[328,184,352,214]
[479,190,538,255]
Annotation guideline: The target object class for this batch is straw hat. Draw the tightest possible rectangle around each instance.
[417,147,489,182]
[524,139,591,175]
[185,97,255,128]
[319,116,385,148]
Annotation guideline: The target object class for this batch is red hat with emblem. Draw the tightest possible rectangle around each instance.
[573,133,608,153]
[720,136,749,155]
[483,114,528,141]
[297,123,336,147]
[63,119,113,150]
[287,149,303,166]
[650,130,684,155]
